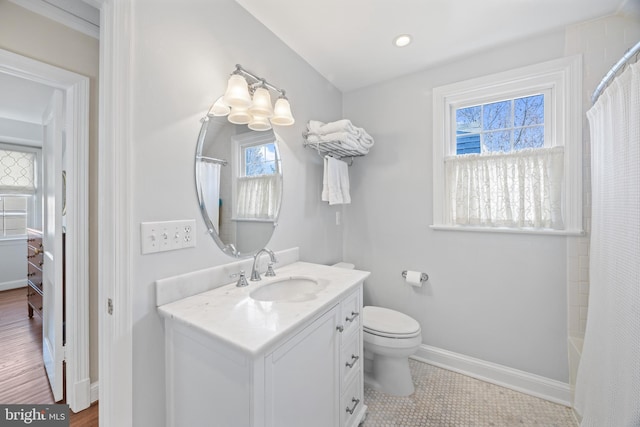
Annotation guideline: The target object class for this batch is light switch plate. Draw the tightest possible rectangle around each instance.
[141,220,196,254]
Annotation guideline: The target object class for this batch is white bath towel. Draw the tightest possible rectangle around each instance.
[322,156,351,205]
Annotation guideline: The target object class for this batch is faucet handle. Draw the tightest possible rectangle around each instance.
[236,270,249,287]
[265,262,276,277]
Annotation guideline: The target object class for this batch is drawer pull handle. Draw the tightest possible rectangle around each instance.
[346,398,360,415]
[336,325,344,333]
[28,272,36,277]
[345,311,359,322]
[345,354,359,368]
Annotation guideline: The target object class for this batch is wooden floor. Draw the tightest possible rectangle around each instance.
[0,287,98,426]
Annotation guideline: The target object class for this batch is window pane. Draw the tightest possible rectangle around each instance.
[244,143,277,176]
[514,95,544,127]
[456,106,481,154]
[514,125,544,150]
[483,131,511,152]
[456,106,481,133]
[483,100,510,130]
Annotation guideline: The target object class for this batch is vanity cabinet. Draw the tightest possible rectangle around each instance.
[163,283,366,427]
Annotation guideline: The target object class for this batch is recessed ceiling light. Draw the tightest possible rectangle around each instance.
[393,34,412,48]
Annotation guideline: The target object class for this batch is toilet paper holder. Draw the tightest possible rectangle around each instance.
[401,270,429,283]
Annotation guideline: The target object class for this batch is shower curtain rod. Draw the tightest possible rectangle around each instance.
[591,39,640,104]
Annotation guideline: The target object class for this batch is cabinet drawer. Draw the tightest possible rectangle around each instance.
[340,289,361,337]
[341,330,361,390]
[27,244,44,266]
[28,287,43,315]
[341,373,364,427]
[27,262,42,289]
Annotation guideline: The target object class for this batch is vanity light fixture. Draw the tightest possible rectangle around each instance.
[210,64,295,130]
[393,34,412,48]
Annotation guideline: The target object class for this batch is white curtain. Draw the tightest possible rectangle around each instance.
[200,162,221,232]
[444,146,564,228]
[574,62,640,426]
[236,174,281,220]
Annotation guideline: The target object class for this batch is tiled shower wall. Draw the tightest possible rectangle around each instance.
[564,11,640,395]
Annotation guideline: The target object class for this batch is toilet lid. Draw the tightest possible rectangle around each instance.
[363,306,421,337]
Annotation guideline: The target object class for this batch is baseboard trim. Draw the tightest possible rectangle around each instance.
[90,381,99,404]
[0,279,27,292]
[412,344,571,407]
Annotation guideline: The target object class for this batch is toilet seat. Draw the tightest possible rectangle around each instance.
[363,306,421,339]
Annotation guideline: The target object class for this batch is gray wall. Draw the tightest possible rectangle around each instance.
[130,1,344,425]
[342,30,570,382]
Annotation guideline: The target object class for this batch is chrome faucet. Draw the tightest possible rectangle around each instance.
[250,248,277,281]
[235,270,249,287]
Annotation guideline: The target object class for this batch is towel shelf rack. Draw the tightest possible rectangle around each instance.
[303,139,366,160]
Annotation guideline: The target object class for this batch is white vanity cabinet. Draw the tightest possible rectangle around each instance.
[162,281,366,427]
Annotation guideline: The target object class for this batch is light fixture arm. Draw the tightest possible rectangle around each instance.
[232,64,286,96]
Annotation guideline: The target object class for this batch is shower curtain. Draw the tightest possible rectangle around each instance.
[574,62,640,426]
[200,162,221,232]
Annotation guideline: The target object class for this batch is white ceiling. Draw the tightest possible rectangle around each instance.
[234,0,631,91]
[0,73,54,124]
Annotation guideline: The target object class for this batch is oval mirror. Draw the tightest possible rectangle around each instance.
[195,115,283,258]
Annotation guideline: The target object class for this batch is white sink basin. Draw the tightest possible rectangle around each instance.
[250,276,322,302]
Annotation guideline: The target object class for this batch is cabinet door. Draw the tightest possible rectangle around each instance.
[265,305,341,427]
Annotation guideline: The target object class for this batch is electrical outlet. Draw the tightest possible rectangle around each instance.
[141,220,196,254]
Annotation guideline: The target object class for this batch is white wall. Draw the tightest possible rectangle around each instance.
[343,30,571,382]
[0,238,27,290]
[130,1,344,425]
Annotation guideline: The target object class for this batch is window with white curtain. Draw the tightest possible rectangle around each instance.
[432,56,583,235]
[232,133,282,221]
[0,148,36,237]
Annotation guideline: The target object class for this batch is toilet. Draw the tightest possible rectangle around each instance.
[333,263,422,396]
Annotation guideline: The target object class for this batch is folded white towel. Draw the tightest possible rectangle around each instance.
[307,120,325,134]
[322,156,351,205]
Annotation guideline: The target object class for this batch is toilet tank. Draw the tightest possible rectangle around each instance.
[332,262,355,270]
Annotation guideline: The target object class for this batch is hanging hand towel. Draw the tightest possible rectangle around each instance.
[322,156,351,205]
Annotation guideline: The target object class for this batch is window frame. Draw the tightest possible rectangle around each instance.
[231,130,282,223]
[432,56,583,235]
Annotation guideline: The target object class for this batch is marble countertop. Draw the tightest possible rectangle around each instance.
[157,261,370,356]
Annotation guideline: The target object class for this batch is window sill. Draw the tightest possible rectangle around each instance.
[430,224,585,236]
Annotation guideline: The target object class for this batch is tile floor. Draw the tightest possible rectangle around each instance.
[362,360,577,427]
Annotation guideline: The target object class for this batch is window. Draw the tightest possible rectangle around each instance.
[0,195,28,237]
[232,132,282,221]
[242,142,278,177]
[0,148,37,237]
[432,56,583,234]
[456,93,547,154]
[0,148,36,194]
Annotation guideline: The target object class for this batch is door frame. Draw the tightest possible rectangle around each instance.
[0,48,91,411]
[90,0,134,425]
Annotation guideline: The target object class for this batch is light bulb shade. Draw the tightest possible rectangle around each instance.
[249,87,273,118]
[208,96,230,117]
[227,107,251,124]
[223,74,252,109]
[248,115,272,131]
[271,97,295,126]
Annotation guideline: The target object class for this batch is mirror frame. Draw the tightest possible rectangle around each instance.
[195,115,283,258]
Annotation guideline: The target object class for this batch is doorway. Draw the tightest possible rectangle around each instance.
[0,48,91,412]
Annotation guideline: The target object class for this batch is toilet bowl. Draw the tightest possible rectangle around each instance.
[363,306,421,396]
[332,262,422,396]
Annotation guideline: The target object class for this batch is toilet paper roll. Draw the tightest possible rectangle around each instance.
[404,270,423,287]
